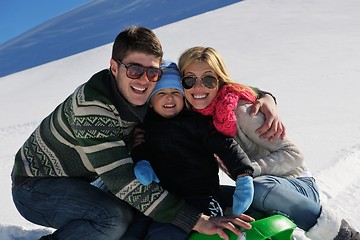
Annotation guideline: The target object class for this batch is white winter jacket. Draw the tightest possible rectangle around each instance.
[234,101,309,178]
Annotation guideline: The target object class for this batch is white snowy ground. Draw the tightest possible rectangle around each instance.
[1,0,359,239]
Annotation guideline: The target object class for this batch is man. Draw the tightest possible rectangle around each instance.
[11,26,281,240]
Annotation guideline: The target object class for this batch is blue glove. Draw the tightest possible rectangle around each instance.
[232,176,254,215]
[134,160,160,186]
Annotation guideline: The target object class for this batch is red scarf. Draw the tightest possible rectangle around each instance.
[194,84,256,137]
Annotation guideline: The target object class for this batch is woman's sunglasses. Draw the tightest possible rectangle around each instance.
[116,60,163,82]
[181,76,218,90]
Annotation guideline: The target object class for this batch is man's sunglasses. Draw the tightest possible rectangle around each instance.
[116,60,163,82]
[181,76,218,90]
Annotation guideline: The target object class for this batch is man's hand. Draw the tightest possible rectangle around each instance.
[250,94,286,141]
[193,214,254,240]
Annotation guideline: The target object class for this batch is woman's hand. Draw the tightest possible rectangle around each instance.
[250,94,286,141]
[193,214,254,240]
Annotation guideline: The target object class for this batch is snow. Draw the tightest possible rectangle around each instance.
[1,0,360,239]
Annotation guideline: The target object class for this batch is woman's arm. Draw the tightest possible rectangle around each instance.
[235,102,304,177]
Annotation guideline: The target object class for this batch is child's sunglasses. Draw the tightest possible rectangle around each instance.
[181,76,218,90]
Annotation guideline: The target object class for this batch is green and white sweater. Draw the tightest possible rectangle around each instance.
[12,69,200,232]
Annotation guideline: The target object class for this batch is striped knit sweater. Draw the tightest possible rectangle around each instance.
[12,69,200,232]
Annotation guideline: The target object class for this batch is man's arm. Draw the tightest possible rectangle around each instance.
[250,88,286,141]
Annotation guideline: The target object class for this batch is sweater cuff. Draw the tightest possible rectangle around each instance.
[172,204,202,233]
[257,90,277,104]
[232,167,254,180]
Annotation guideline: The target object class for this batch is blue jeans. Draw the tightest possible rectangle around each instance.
[251,175,321,231]
[12,177,133,240]
[145,221,188,240]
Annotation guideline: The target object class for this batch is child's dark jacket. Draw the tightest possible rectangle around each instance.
[131,108,253,197]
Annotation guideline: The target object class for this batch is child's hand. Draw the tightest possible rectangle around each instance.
[232,176,254,215]
[134,160,160,186]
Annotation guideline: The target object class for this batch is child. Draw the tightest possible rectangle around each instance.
[130,61,255,239]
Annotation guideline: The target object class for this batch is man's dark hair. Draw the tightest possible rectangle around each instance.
[112,26,163,62]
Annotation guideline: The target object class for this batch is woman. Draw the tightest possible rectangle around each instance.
[178,46,359,240]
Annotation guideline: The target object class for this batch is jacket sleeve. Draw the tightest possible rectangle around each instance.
[130,142,149,164]
[234,101,304,177]
[250,87,277,104]
[204,124,254,180]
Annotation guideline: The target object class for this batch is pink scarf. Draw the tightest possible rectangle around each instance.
[194,84,256,137]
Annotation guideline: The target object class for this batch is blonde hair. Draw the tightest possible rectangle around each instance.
[178,46,256,108]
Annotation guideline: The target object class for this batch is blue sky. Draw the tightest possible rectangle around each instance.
[0,0,91,45]
[0,0,241,77]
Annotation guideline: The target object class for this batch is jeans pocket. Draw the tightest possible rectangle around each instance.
[18,178,49,197]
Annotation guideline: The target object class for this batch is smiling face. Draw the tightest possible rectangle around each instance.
[182,61,219,110]
[110,52,161,107]
[149,88,184,118]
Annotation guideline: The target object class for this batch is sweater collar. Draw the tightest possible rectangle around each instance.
[109,71,148,122]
